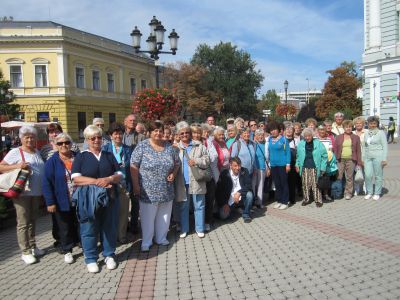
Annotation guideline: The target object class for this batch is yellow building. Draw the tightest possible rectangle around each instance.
[0,21,156,140]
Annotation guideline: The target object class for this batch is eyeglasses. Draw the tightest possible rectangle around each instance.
[56,141,71,146]
[179,131,190,136]
[250,124,257,127]
[90,136,102,141]
[96,124,105,127]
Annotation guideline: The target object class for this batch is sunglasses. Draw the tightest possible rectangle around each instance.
[90,136,102,141]
[179,132,190,136]
[56,141,71,146]
[250,124,257,127]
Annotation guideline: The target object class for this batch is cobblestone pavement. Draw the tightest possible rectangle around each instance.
[1,144,400,300]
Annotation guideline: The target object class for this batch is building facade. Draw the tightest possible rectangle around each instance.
[362,0,400,130]
[278,90,322,109]
[0,21,156,139]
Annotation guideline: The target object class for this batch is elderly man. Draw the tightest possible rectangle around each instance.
[122,114,145,234]
[83,118,111,150]
[206,116,215,127]
[332,112,345,136]
[215,157,253,223]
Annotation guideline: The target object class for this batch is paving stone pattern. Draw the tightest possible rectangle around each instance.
[1,144,400,299]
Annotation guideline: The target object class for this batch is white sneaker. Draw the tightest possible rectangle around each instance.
[21,253,37,265]
[364,194,372,200]
[87,262,99,273]
[204,224,211,232]
[179,232,187,238]
[373,195,380,201]
[273,203,281,209]
[104,257,117,270]
[197,232,205,238]
[279,204,288,210]
[32,247,46,257]
[64,252,74,264]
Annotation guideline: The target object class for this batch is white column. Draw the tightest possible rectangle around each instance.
[370,78,381,116]
[369,0,381,49]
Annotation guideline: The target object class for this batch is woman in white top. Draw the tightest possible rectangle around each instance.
[0,126,45,265]
[353,116,367,195]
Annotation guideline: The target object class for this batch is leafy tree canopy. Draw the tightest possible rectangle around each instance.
[191,42,264,119]
[0,70,19,121]
[316,64,362,119]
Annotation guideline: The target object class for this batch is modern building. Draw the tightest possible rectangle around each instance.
[278,90,322,109]
[0,21,156,139]
[361,0,400,129]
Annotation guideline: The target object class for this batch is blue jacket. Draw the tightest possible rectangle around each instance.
[42,152,76,212]
[230,139,256,174]
[72,185,110,223]
[268,136,291,167]
[102,142,133,193]
[295,139,328,177]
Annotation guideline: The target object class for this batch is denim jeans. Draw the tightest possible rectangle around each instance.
[192,194,205,233]
[218,191,253,220]
[270,166,289,205]
[80,198,119,264]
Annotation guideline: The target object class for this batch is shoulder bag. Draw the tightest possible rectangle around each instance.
[182,147,212,182]
[1,148,31,198]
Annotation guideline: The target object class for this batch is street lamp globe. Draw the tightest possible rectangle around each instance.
[284,80,289,91]
[168,29,179,54]
[130,26,142,49]
[149,16,159,35]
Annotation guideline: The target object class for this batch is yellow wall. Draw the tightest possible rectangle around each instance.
[0,25,156,140]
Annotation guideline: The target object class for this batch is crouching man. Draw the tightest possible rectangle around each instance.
[215,157,253,223]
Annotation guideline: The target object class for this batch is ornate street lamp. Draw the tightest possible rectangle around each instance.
[131,16,179,88]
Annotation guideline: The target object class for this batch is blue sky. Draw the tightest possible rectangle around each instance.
[3,0,364,95]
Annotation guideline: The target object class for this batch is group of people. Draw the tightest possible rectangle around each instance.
[1,111,390,274]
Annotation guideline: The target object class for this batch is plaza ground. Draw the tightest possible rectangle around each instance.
[1,145,400,300]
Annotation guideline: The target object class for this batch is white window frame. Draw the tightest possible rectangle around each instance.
[75,66,85,89]
[92,70,101,91]
[107,72,115,93]
[34,64,48,87]
[9,65,24,88]
[130,77,137,95]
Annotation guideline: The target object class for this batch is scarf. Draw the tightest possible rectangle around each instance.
[212,139,227,171]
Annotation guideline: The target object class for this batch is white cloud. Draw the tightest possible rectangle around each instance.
[2,0,363,92]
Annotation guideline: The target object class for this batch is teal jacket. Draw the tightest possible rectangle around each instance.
[295,139,328,177]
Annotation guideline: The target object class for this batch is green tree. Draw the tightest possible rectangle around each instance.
[191,42,264,119]
[297,96,322,122]
[316,65,362,119]
[0,70,19,121]
[256,89,281,120]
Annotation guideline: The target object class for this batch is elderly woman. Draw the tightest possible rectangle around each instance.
[131,121,180,251]
[323,119,336,147]
[295,128,328,207]
[175,121,210,238]
[285,126,300,206]
[71,125,122,273]
[230,128,256,179]
[0,126,45,265]
[226,125,237,149]
[43,133,79,264]
[102,123,132,244]
[252,129,267,208]
[305,118,318,136]
[83,118,111,150]
[363,116,388,201]
[206,126,230,230]
[40,123,80,249]
[266,122,291,210]
[333,120,362,200]
[332,112,345,136]
[353,116,367,195]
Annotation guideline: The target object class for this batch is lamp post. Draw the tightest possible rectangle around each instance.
[131,16,179,88]
[284,80,289,120]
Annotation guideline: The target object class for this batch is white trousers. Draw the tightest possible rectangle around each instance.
[139,201,173,248]
[252,169,266,205]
